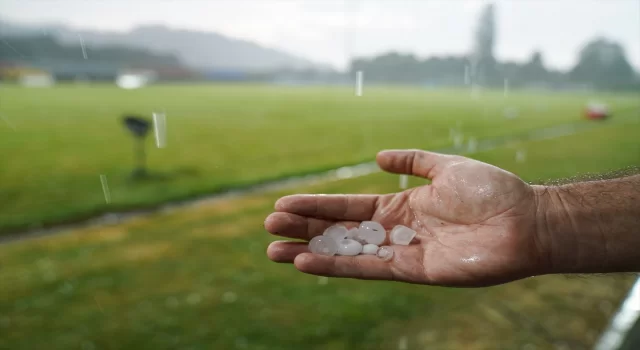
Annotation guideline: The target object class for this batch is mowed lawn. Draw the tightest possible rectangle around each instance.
[1,83,638,232]
[0,121,639,350]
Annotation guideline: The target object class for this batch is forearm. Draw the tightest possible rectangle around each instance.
[533,175,640,274]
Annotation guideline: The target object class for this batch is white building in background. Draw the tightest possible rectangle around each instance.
[18,72,55,87]
[115,69,157,89]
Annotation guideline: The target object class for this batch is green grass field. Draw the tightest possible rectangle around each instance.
[1,84,638,233]
[1,118,639,349]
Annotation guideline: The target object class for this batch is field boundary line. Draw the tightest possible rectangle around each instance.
[1,112,637,245]
[594,276,640,350]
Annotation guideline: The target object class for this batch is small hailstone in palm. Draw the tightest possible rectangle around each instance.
[390,225,416,245]
[323,224,348,242]
[336,239,363,256]
[362,244,379,255]
[358,221,386,245]
[346,227,367,244]
[377,246,394,261]
[308,236,338,256]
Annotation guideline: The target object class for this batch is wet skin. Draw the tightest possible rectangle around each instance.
[265,149,545,287]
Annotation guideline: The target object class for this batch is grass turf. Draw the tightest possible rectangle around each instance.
[1,84,638,232]
[0,120,638,349]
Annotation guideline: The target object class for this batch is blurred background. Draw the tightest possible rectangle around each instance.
[0,1,639,349]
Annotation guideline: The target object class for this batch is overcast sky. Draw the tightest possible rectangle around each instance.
[1,0,639,71]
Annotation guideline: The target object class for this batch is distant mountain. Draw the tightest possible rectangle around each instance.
[0,19,324,72]
[0,35,182,67]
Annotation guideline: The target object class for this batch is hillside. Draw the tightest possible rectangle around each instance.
[1,19,320,71]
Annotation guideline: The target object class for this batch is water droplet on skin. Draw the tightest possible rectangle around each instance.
[461,255,480,264]
[317,276,329,285]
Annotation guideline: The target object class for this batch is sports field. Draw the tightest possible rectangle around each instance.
[1,84,638,233]
[0,83,639,348]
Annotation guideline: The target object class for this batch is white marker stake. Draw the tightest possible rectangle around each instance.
[453,133,464,148]
[470,84,481,100]
[467,137,478,153]
[464,65,470,85]
[100,175,111,204]
[399,175,408,189]
[78,34,87,59]
[355,70,363,97]
[503,78,509,97]
[152,112,166,148]
[515,149,527,163]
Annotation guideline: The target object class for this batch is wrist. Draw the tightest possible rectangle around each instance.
[532,184,589,274]
[532,185,559,274]
[533,175,640,275]
[533,182,620,275]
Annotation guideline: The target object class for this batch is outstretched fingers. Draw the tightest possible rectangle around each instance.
[264,212,359,240]
[267,243,423,282]
[275,194,379,221]
[294,253,395,281]
[267,241,309,263]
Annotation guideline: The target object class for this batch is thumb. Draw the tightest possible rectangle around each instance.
[376,149,449,179]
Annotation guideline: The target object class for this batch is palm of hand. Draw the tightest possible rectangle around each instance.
[265,150,543,287]
[371,156,540,286]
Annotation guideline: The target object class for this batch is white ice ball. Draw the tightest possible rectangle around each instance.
[377,246,394,261]
[336,239,363,256]
[346,227,367,244]
[323,224,348,243]
[389,225,416,245]
[308,236,338,256]
[362,244,379,255]
[358,221,386,245]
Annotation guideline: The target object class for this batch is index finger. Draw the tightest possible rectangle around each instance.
[275,194,379,221]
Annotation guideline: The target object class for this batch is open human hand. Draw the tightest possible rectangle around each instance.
[264,149,546,287]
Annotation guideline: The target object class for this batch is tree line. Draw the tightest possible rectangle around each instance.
[350,37,639,91]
